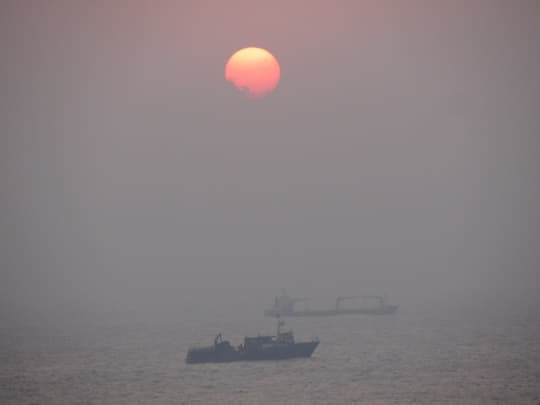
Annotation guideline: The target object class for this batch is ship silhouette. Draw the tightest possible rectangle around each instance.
[264,289,398,317]
[185,317,318,364]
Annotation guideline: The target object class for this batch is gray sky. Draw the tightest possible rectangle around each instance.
[1,1,539,316]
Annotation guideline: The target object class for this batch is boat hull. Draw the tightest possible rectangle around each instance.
[186,341,319,364]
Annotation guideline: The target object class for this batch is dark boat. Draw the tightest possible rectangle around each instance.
[264,290,398,317]
[185,319,319,364]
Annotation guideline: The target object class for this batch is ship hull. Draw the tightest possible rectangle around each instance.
[186,341,319,364]
[264,305,398,317]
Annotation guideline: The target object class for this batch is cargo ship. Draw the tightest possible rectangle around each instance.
[264,290,398,317]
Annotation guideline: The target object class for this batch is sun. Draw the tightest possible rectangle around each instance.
[225,47,280,98]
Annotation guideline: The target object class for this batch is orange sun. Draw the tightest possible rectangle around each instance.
[225,47,280,98]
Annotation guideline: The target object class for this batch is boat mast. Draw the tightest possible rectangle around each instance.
[276,314,284,338]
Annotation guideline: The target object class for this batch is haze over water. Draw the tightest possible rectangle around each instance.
[2,303,539,404]
[1,1,539,404]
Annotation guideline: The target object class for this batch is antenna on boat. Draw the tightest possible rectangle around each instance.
[276,313,285,337]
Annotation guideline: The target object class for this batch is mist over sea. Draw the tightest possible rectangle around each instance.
[2,296,539,405]
[2,2,540,404]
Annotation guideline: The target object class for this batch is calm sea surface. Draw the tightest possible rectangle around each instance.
[1,304,539,404]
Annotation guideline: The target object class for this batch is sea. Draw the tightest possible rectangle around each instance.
[1,300,539,404]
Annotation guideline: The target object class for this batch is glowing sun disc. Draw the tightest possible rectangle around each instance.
[225,47,280,98]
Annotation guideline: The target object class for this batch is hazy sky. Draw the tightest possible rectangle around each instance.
[2,1,539,315]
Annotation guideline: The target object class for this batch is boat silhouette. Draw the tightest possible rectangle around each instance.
[185,318,318,364]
